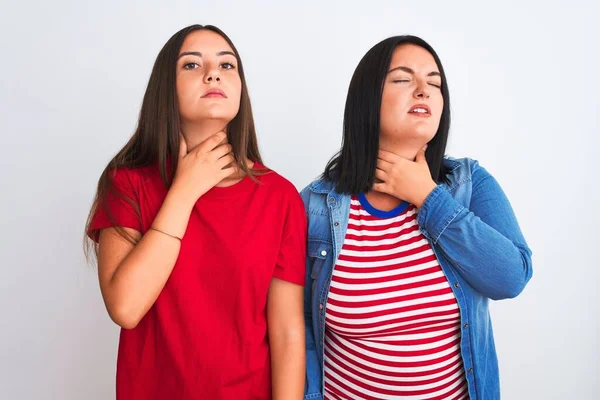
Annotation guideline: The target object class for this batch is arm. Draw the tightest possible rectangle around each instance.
[375,150,532,300]
[417,162,533,300]
[268,278,306,400]
[300,187,324,399]
[303,256,324,399]
[97,190,193,329]
[95,131,235,329]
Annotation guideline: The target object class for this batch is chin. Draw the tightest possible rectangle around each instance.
[409,123,437,140]
[416,130,437,142]
[395,128,436,143]
[199,109,238,121]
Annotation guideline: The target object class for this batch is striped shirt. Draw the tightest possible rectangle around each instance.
[323,195,469,400]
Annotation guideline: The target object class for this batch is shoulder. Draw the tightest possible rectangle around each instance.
[257,166,299,195]
[256,165,305,211]
[443,156,492,186]
[443,156,480,174]
[107,164,163,195]
[444,157,498,196]
[300,178,335,206]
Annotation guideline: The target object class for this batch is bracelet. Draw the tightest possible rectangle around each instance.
[149,227,182,242]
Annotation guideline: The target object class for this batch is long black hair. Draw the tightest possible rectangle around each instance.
[324,35,451,194]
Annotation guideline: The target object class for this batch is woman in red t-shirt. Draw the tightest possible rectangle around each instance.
[84,24,306,400]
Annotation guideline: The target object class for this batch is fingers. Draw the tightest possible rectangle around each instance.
[378,150,398,163]
[416,147,427,164]
[219,165,239,180]
[217,153,236,169]
[372,182,390,195]
[211,143,233,160]
[179,134,188,159]
[197,131,228,154]
[375,168,386,182]
[377,158,392,172]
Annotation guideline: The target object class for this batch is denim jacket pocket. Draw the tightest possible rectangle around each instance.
[308,239,331,280]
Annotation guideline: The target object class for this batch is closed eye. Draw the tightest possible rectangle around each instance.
[429,83,441,89]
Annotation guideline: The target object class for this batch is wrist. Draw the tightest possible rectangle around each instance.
[168,181,201,209]
[153,189,195,238]
[414,181,438,208]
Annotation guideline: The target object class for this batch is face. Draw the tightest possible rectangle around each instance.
[379,44,444,146]
[176,30,242,124]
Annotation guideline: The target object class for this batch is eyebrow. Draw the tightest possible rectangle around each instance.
[177,50,236,59]
[388,66,440,77]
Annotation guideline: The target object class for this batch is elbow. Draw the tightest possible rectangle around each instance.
[490,280,526,300]
[276,328,306,347]
[491,255,533,300]
[269,325,306,353]
[107,303,142,330]
[101,279,145,329]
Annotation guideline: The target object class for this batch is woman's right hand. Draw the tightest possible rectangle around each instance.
[171,130,237,205]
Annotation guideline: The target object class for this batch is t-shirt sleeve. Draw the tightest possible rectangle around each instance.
[273,189,307,286]
[87,168,142,243]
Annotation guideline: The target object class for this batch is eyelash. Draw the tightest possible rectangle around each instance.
[183,62,236,70]
[393,79,441,89]
[183,62,199,70]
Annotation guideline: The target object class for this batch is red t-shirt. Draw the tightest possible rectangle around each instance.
[88,163,307,400]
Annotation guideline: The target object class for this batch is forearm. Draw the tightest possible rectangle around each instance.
[418,185,532,300]
[102,189,194,328]
[270,335,306,400]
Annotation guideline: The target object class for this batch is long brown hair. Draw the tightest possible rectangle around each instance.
[84,24,262,259]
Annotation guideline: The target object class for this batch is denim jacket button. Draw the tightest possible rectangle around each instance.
[463,323,468,329]
[328,198,335,203]
[321,250,327,256]
[334,222,340,227]
[319,304,324,310]
[454,282,460,288]
[468,367,473,373]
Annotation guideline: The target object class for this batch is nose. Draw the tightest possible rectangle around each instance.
[204,66,221,84]
[413,80,430,99]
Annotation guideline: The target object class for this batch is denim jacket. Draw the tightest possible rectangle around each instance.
[300,157,533,400]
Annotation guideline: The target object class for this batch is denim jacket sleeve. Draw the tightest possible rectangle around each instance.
[299,187,324,399]
[417,161,533,300]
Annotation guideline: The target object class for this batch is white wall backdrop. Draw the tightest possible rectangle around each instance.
[1,0,598,398]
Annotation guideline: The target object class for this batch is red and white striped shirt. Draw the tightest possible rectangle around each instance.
[323,196,469,400]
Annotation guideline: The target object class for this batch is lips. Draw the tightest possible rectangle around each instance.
[202,88,227,98]
[408,104,431,116]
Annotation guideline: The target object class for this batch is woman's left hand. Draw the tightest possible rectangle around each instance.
[373,147,438,208]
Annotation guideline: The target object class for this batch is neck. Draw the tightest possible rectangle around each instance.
[378,135,423,162]
[181,119,228,151]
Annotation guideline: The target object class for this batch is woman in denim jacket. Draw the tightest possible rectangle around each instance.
[301,35,533,400]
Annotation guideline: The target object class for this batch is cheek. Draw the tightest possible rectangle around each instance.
[231,78,242,98]
[435,94,444,109]
[381,91,409,124]
[176,78,196,107]
[228,79,242,110]
[175,81,189,116]
[433,96,444,122]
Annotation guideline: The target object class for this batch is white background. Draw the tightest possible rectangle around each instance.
[1,1,598,398]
